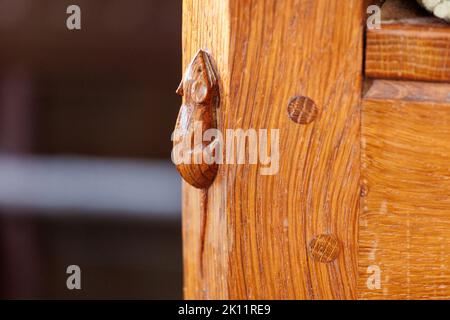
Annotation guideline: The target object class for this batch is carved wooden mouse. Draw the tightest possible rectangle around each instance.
[173,50,220,189]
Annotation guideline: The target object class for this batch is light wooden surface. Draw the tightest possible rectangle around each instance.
[359,80,450,299]
[182,0,363,299]
[365,22,450,82]
[181,0,230,299]
[364,79,450,103]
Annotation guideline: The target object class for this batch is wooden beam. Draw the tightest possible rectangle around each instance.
[181,0,363,299]
[364,79,450,102]
[365,23,450,82]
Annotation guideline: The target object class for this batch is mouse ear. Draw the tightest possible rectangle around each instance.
[202,51,218,88]
[175,78,184,96]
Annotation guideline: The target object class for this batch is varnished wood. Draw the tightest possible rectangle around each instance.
[181,0,230,300]
[359,80,450,299]
[173,50,219,189]
[365,79,450,103]
[365,22,450,82]
[182,0,363,299]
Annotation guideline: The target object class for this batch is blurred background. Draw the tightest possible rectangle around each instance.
[0,0,182,298]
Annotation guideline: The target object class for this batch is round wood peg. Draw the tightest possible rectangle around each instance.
[309,234,340,263]
[287,96,319,124]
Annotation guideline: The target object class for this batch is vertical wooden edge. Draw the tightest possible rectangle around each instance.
[181,0,231,300]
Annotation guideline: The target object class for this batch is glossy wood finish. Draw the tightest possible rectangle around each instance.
[359,80,450,299]
[365,22,450,82]
[181,0,363,299]
[365,79,450,103]
[181,0,230,300]
[173,50,219,189]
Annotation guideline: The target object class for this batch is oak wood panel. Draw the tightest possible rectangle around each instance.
[365,23,450,82]
[359,80,450,299]
[182,0,363,299]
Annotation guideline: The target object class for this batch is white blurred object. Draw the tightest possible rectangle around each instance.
[418,0,450,21]
[0,155,181,216]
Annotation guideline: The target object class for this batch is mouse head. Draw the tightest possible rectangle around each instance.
[176,50,218,106]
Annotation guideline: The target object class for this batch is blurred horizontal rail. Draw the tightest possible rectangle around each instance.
[0,155,180,216]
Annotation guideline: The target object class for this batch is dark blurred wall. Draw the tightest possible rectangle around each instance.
[0,0,181,158]
[0,213,182,299]
[0,0,183,299]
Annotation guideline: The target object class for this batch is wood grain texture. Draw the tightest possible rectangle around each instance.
[182,0,363,299]
[365,79,450,102]
[359,81,450,299]
[365,23,450,82]
[181,0,230,299]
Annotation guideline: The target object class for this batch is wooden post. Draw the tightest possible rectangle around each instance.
[181,0,364,299]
